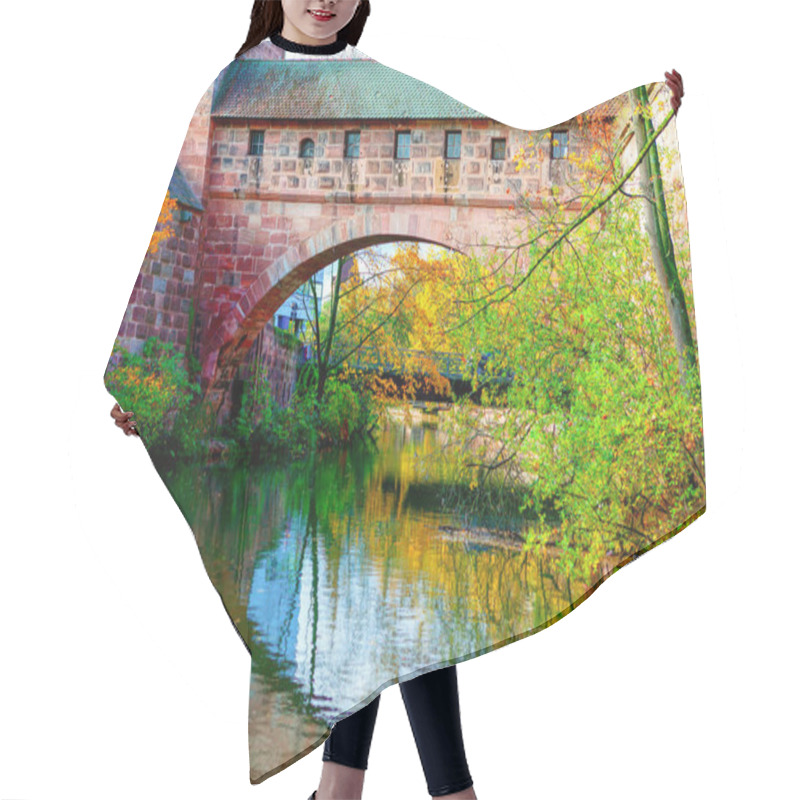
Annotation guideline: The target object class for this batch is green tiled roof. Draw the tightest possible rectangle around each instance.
[211,59,491,120]
[168,165,203,211]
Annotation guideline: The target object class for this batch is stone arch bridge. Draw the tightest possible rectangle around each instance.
[123,51,630,421]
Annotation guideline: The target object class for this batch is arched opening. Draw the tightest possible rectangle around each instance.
[299,137,315,159]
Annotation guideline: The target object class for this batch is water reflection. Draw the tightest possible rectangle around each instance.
[162,410,598,781]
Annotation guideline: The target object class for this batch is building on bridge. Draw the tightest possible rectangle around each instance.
[111,38,676,421]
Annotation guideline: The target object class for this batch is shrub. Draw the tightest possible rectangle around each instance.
[104,337,203,459]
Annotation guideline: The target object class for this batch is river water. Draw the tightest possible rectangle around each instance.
[160,409,602,779]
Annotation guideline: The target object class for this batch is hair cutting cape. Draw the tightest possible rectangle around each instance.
[103,33,706,784]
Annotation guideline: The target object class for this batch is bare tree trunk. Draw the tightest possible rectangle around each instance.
[312,256,346,402]
[628,85,697,386]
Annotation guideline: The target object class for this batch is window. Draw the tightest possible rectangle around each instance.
[445,131,461,159]
[491,138,506,160]
[249,129,264,156]
[300,138,315,158]
[345,130,361,158]
[395,130,411,159]
[551,130,568,159]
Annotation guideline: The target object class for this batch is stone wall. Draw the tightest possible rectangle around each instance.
[221,323,304,425]
[190,103,626,368]
[113,207,202,358]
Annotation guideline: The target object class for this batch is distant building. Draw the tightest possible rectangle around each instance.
[273,255,356,337]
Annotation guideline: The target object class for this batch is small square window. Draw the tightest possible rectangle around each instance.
[345,130,361,158]
[395,131,411,159]
[551,130,568,159]
[249,129,264,156]
[445,131,461,160]
[491,138,506,160]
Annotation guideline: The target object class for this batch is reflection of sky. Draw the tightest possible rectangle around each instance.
[228,415,578,784]
[244,482,537,725]
[247,519,303,676]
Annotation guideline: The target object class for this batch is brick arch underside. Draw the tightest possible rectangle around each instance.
[200,205,509,410]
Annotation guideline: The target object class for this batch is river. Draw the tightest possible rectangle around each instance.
[159,407,608,780]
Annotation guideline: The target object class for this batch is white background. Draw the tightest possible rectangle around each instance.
[1,1,797,798]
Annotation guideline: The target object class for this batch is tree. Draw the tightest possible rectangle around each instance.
[147,190,179,257]
[301,245,452,405]
[628,85,698,387]
[419,92,705,584]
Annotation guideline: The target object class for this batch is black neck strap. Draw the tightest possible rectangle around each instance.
[269,32,348,55]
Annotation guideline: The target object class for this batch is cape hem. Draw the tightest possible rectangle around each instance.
[248,499,707,784]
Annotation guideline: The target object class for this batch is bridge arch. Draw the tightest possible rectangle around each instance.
[200,204,504,411]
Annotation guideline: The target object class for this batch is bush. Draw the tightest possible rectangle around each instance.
[228,363,377,464]
[317,377,362,445]
[104,337,210,461]
[229,370,318,463]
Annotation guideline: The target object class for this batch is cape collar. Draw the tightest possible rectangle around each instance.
[269,31,348,55]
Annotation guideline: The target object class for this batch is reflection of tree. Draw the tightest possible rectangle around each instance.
[265,88,703,589]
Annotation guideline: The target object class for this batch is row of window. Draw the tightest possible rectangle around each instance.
[248,129,570,160]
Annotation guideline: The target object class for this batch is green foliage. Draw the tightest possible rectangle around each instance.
[316,374,370,446]
[105,337,212,461]
[274,325,302,351]
[227,359,380,464]
[227,368,314,463]
[441,190,704,584]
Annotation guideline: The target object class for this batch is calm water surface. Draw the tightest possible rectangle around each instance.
[162,410,593,779]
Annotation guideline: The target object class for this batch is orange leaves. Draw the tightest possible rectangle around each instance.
[147,190,179,257]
